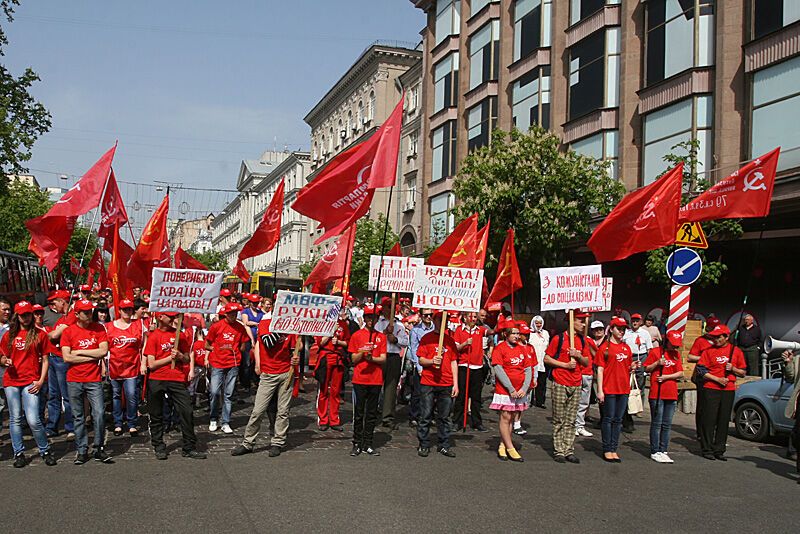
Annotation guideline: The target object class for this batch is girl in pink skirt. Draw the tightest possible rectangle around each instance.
[490,320,534,462]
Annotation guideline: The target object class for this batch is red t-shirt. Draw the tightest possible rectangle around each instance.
[689,335,713,358]
[192,340,208,367]
[206,319,248,369]
[49,313,76,352]
[106,320,145,379]
[418,331,458,387]
[596,341,633,395]
[1,328,47,387]
[452,324,487,367]
[348,328,387,386]
[545,333,590,387]
[698,344,746,391]
[145,328,192,383]
[491,341,533,396]
[315,320,351,365]
[644,347,683,400]
[583,338,597,376]
[60,322,108,383]
[257,320,296,375]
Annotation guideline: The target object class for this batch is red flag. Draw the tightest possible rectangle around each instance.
[386,242,402,257]
[293,96,404,244]
[679,148,780,223]
[127,195,170,288]
[69,256,86,276]
[304,224,356,288]
[87,248,104,285]
[234,179,285,283]
[588,163,683,263]
[98,169,129,252]
[427,213,479,268]
[108,223,134,307]
[475,221,490,269]
[27,216,78,271]
[487,228,523,305]
[175,247,208,271]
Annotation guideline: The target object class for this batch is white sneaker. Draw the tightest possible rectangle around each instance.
[221,424,233,434]
[576,427,593,437]
[209,421,218,432]
[651,453,664,463]
[660,452,674,463]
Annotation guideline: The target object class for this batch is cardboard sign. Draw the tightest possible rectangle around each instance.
[148,268,224,314]
[583,277,613,313]
[539,265,604,312]
[368,255,425,293]
[412,265,484,312]
[271,290,343,337]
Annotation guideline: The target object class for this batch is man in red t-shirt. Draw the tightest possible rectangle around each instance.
[688,317,718,439]
[347,304,387,456]
[644,329,684,463]
[61,299,112,465]
[416,312,459,458]
[231,317,299,458]
[314,307,351,431]
[544,310,591,463]
[205,302,248,433]
[144,312,206,460]
[452,312,489,432]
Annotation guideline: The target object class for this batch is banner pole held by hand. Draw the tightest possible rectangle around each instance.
[170,313,184,369]
[568,310,575,351]
[435,311,448,369]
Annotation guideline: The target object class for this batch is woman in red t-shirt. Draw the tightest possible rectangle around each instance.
[106,300,146,436]
[596,317,638,463]
[644,330,685,464]
[0,301,56,467]
[489,321,533,462]
[511,322,537,437]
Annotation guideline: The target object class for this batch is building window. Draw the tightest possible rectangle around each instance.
[568,28,619,121]
[570,0,619,26]
[643,95,713,184]
[434,52,459,113]
[512,66,551,131]
[347,111,353,133]
[357,100,364,126]
[752,0,800,40]
[752,55,800,171]
[467,97,498,151]
[430,192,455,244]
[471,0,498,16]
[514,0,552,62]
[337,119,344,147]
[369,91,376,121]
[571,130,619,180]
[404,178,417,210]
[407,86,418,112]
[432,120,457,182]
[468,20,500,91]
[645,0,714,87]
[328,128,334,153]
[436,0,461,46]
[408,131,419,157]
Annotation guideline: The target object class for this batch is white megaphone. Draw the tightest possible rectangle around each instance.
[764,336,800,353]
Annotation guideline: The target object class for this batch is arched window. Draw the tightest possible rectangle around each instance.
[347,111,353,133]
[328,128,334,153]
[357,100,364,126]
[337,119,344,146]
[369,91,376,121]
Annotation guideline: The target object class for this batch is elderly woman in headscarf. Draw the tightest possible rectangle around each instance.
[529,315,549,408]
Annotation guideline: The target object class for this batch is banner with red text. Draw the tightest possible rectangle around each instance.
[368,255,425,293]
[148,268,224,314]
[539,265,604,312]
[412,265,484,313]
[270,290,343,336]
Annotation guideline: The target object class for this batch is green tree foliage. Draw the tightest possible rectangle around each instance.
[0,177,50,254]
[0,1,52,193]
[349,214,399,291]
[192,249,228,273]
[453,127,625,275]
[644,140,743,287]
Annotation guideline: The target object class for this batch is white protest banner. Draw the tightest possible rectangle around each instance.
[149,268,224,314]
[583,277,613,313]
[539,265,603,312]
[271,290,343,337]
[412,265,484,312]
[368,255,425,293]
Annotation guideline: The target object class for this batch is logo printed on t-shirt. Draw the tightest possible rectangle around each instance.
[715,356,729,364]
[510,355,524,365]
[616,351,628,362]
[77,337,97,349]
[113,336,138,348]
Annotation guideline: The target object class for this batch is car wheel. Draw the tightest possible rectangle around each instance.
[735,402,770,442]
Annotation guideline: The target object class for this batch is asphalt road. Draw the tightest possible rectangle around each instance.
[1,384,796,534]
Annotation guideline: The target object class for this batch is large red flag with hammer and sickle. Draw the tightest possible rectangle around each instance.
[233,179,285,283]
[126,195,170,288]
[487,228,523,305]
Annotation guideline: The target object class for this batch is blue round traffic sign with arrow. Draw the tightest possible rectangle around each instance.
[666,248,703,286]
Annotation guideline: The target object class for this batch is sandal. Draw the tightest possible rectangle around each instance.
[113,427,123,436]
[129,427,139,437]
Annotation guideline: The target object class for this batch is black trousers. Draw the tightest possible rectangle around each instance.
[453,366,486,429]
[148,379,198,453]
[533,371,548,406]
[695,383,706,438]
[699,388,735,455]
[793,395,800,474]
[353,384,381,448]
[381,353,402,425]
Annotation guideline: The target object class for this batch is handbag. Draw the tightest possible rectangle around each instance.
[627,373,644,414]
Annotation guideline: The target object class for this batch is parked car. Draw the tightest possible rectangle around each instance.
[733,378,795,441]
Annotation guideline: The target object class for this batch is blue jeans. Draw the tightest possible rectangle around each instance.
[649,399,677,454]
[4,385,50,456]
[601,394,629,453]
[209,366,238,425]
[417,385,453,449]
[46,355,74,434]
[111,377,139,429]
[67,381,105,454]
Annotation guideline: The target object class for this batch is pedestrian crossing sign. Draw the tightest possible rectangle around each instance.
[675,222,708,249]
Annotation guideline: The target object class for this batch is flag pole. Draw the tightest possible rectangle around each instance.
[272,231,281,298]
[341,223,355,300]
[371,185,395,308]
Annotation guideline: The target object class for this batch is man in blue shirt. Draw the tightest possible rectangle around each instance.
[407,309,435,427]
[239,294,265,392]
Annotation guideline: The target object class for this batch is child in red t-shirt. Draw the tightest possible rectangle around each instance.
[189,328,209,408]
[347,306,386,456]
[644,330,685,463]
[314,309,351,430]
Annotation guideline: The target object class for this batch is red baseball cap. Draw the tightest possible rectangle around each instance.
[610,317,628,328]
[32,304,44,312]
[159,311,179,318]
[220,289,232,297]
[363,304,378,316]
[666,330,684,346]
[517,322,531,335]
[707,325,730,337]
[47,290,70,301]
[573,311,590,319]
[248,294,261,303]
[14,301,33,314]
[630,313,643,320]
[74,299,95,312]
[706,316,721,329]
[79,284,91,292]
[118,299,134,309]
[220,303,240,315]
[380,296,393,308]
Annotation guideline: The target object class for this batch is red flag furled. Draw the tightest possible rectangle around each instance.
[175,247,208,271]
[98,169,130,252]
[588,163,683,263]
[87,248,104,286]
[108,223,134,307]
[304,224,357,289]
[487,228,523,305]
[69,256,86,276]
[234,179,285,283]
[427,213,479,268]
[293,96,404,244]
[679,148,780,223]
[126,195,170,288]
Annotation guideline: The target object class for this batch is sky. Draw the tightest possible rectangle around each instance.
[5,0,424,231]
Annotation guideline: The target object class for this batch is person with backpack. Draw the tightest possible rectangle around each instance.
[644,330,684,463]
[544,311,590,464]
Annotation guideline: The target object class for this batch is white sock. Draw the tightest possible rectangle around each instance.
[513,421,521,429]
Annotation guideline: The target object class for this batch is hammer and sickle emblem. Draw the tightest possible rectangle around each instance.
[633,196,658,231]
[743,169,767,192]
